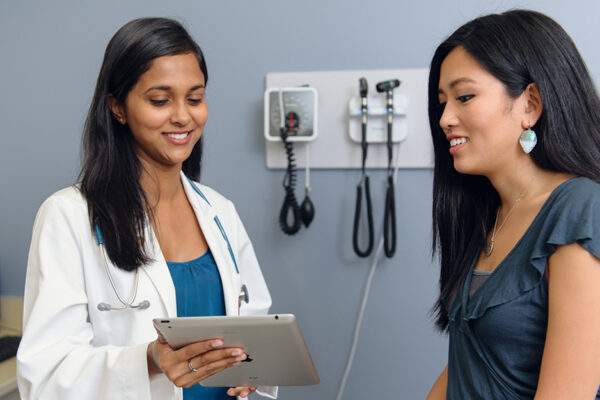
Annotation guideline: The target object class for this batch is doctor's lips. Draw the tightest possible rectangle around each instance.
[163,130,192,144]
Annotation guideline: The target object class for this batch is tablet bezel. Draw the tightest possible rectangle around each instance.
[152,314,320,387]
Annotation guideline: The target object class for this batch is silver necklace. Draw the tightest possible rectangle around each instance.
[484,174,537,257]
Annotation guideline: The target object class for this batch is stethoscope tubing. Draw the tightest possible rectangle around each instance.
[95,178,240,311]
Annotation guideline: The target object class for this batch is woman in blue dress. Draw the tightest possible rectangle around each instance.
[425,10,600,399]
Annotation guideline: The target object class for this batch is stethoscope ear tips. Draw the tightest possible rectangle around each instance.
[97,300,150,311]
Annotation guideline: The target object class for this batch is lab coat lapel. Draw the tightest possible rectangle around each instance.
[181,174,239,316]
[140,223,178,318]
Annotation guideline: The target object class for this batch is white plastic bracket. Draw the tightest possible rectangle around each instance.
[265,69,433,169]
[348,94,408,143]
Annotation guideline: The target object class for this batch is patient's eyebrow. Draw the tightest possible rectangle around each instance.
[439,77,477,94]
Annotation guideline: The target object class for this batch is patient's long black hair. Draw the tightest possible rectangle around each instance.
[79,18,208,271]
[428,9,600,330]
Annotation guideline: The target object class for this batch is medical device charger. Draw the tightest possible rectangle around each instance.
[350,78,399,258]
[353,77,375,258]
[377,79,399,258]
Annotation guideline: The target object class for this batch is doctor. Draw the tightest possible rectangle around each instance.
[17,18,276,400]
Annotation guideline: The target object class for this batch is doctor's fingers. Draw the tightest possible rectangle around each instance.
[227,386,257,398]
[170,349,248,388]
[176,338,226,361]
[156,338,224,372]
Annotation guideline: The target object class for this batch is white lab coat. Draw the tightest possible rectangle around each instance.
[17,172,277,400]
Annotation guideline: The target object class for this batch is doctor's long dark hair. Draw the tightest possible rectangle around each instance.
[429,10,600,330]
[79,18,208,271]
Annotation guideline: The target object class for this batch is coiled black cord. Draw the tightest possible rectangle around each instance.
[383,175,396,257]
[383,120,397,257]
[353,176,374,257]
[279,127,302,235]
[353,94,374,258]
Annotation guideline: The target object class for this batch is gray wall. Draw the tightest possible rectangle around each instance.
[2,1,599,398]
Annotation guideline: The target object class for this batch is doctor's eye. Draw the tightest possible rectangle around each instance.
[187,97,204,105]
[150,99,168,106]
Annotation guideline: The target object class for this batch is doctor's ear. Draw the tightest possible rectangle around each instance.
[108,95,127,125]
[521,83,543,129]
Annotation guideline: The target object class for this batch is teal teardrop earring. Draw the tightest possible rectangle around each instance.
[519,125,537,154]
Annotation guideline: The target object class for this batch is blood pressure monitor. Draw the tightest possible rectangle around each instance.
[264,87,318,142]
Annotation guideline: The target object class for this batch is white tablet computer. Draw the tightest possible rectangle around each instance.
[153,314,320,387]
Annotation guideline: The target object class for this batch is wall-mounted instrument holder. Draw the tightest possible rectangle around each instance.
[264,69,432,170]
[347,93,407,144]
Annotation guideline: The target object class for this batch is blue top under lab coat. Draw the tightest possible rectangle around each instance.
[446,177,600,399]
[167,249,234,400]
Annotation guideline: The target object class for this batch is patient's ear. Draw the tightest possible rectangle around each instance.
[521,82,543,129]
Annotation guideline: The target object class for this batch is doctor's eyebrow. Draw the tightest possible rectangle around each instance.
[145,84,206,93]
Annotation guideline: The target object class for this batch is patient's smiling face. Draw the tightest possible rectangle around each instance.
[437,46,527,176]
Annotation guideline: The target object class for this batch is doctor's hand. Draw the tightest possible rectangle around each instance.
[147,332,247,388]
[227,386,257,398]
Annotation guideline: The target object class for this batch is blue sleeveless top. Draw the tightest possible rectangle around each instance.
[167,249,234,400]
[446,177,600,399]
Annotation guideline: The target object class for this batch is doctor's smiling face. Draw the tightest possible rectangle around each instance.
[437,46,527,176]
[110,52,208,170]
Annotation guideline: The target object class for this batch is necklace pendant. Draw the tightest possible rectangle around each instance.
[484,240,494,257]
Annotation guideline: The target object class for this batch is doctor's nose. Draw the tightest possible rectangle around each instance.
[170,101,192,126]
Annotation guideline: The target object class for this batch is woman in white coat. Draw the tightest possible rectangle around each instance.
[17,18,276,400]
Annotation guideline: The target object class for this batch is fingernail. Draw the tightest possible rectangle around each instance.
[212,340,223,348]
[236,353,247,361]
[231,350,242,356]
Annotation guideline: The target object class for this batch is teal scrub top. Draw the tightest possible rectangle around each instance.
[167,249,234,400]
[446,177,600,399]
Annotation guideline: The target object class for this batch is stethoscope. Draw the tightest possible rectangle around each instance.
[96,177,248,311]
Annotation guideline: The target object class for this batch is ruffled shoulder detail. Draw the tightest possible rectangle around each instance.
[529,177,600,272]
[461,177,600,321]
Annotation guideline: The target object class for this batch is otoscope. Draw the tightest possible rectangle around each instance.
[352,77,374,257]
[376,79,400,258]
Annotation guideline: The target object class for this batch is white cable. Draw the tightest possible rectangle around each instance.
[336,141,402,400]
[305,144,310,190]
[278,88,285,129]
